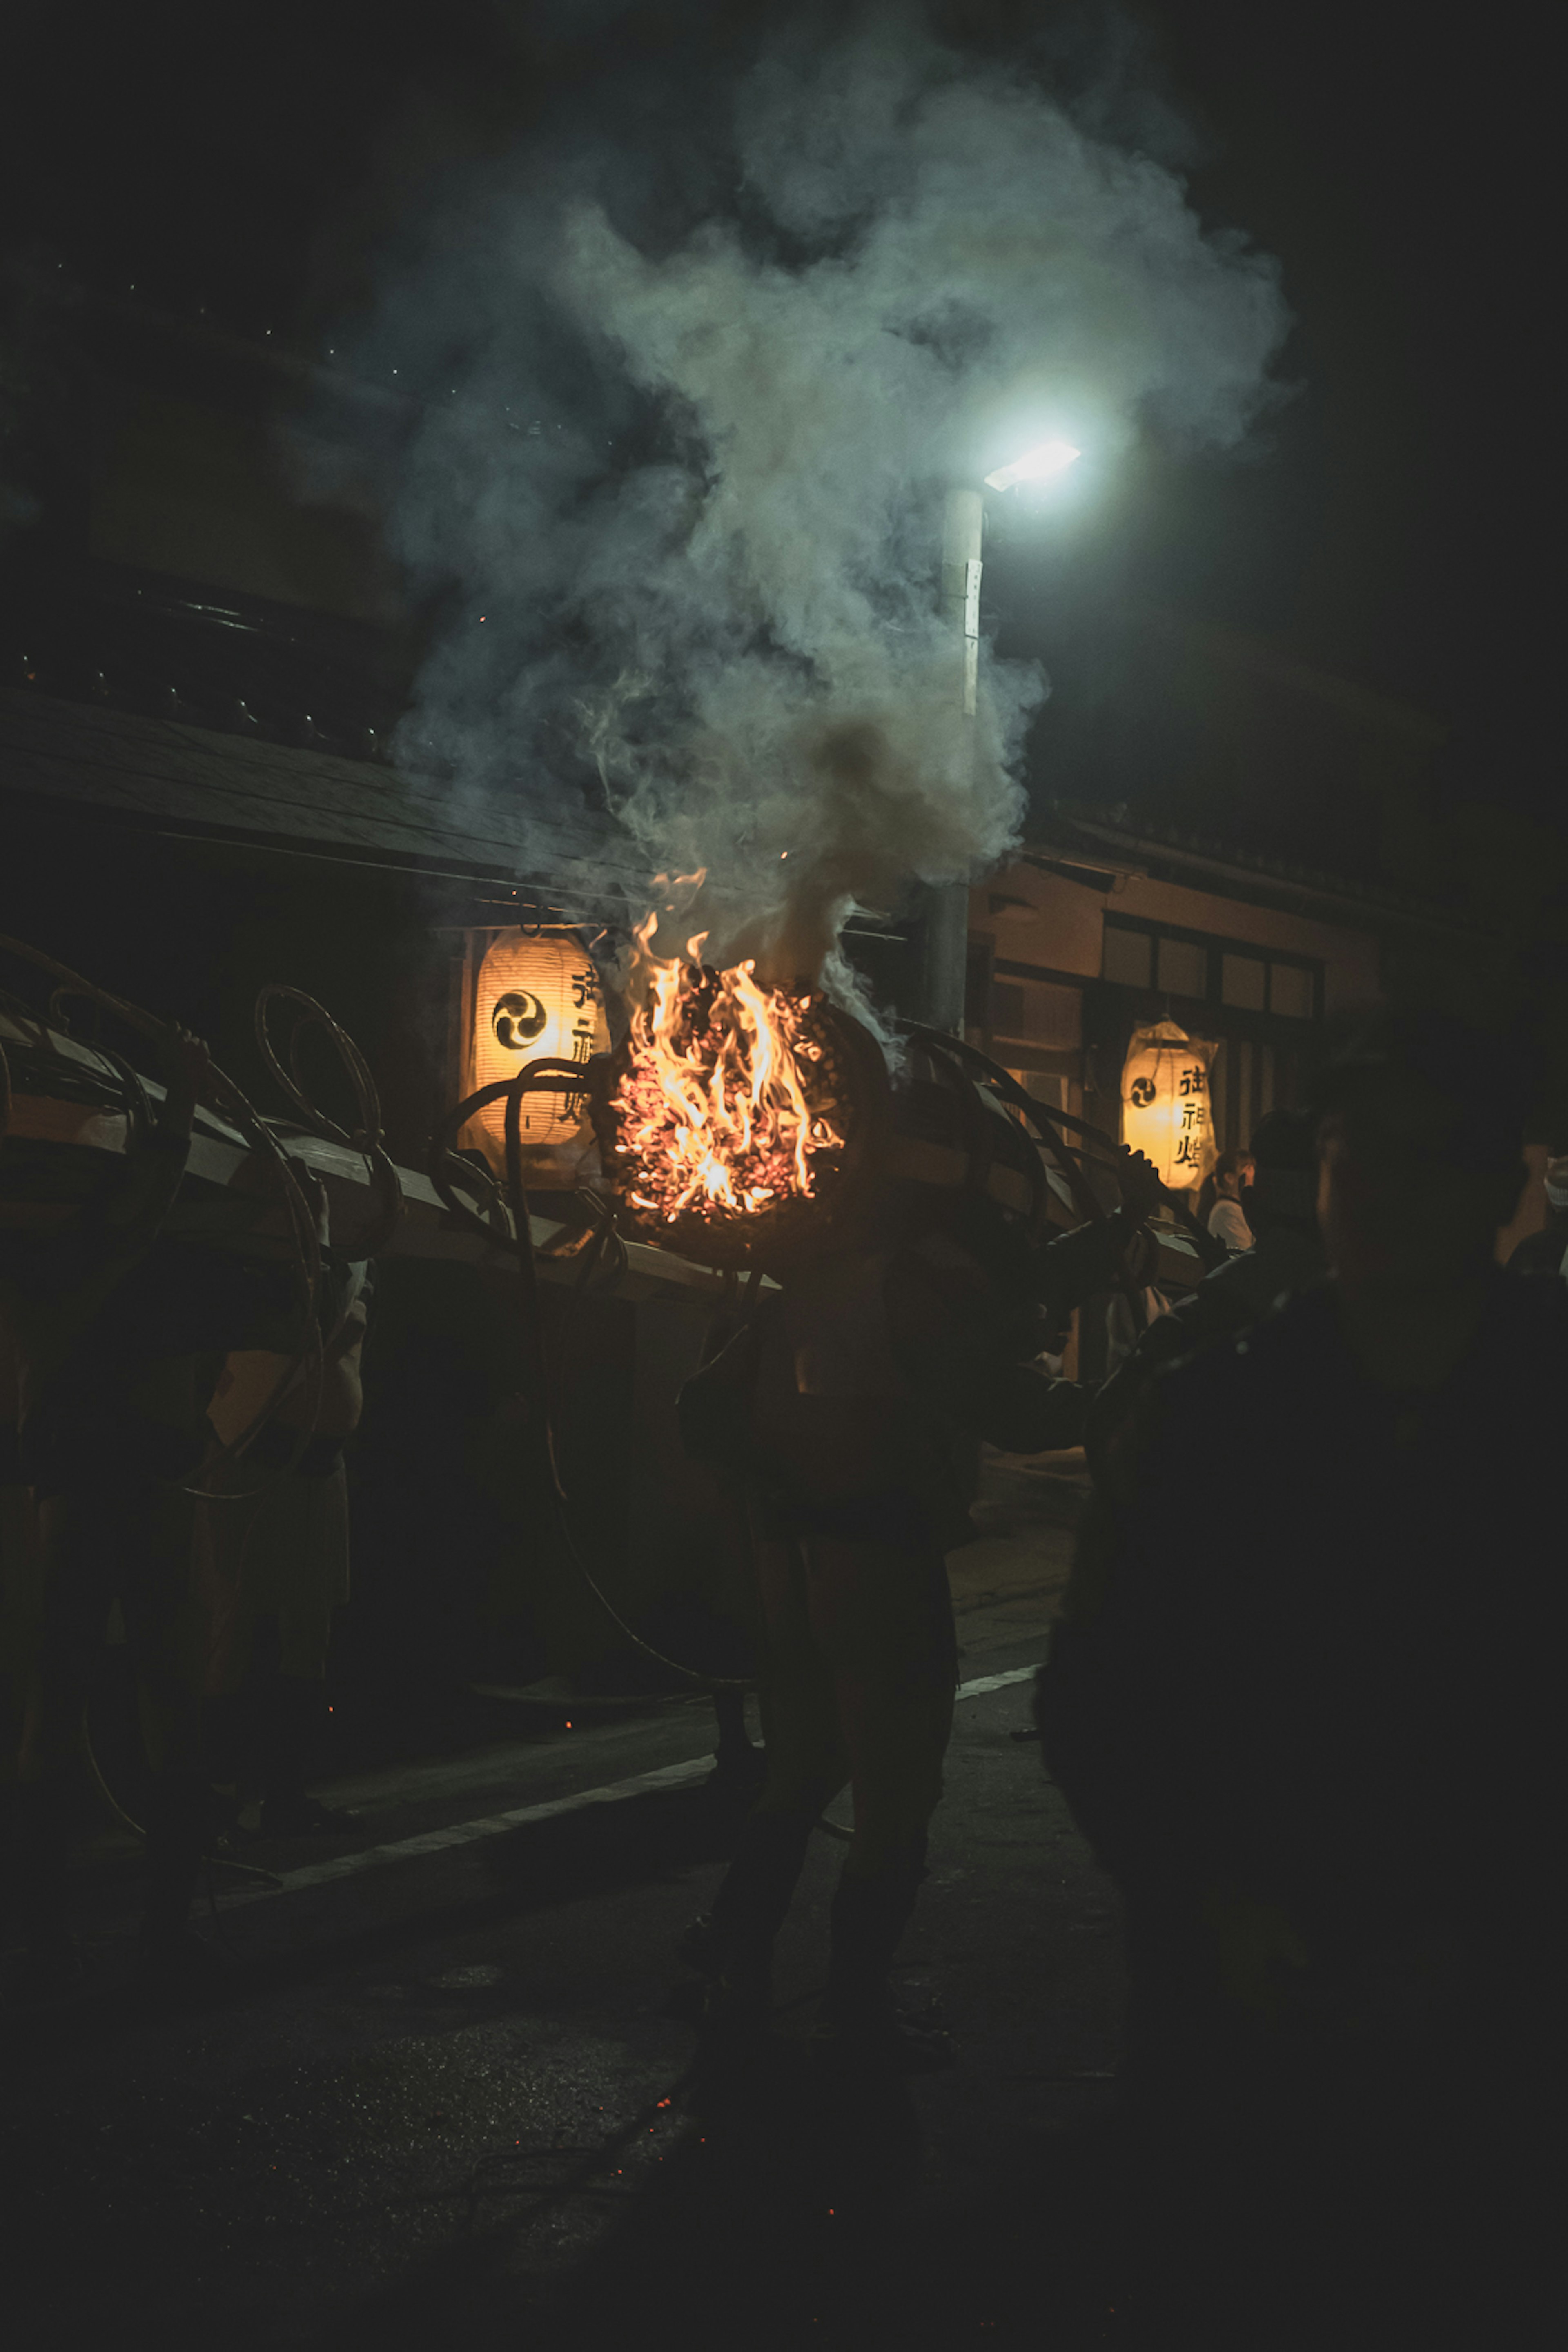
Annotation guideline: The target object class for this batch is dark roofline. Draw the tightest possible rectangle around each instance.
[1141,607,1450,753]
[38,274,419,425]
[4,774,636,918]
[0,687,643,915]
[1035,802,1490,944]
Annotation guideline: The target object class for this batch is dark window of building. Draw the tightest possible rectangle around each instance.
[1211,1035,1314,1152]
[1221,951,1267,1011]
[1156,934,1207,998]
[991,981,1026,1036]
[1269,962,1314,1020]
[1102,924,1152,988]
[1107,915,1321,1024]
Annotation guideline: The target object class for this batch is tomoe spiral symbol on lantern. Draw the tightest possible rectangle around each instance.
[492,991,548,1052]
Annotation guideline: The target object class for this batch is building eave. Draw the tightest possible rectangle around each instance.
[1033,804,1491,947]
[0,687,639,916]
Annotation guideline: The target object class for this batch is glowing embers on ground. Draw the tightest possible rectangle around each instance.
[608,923,849,1238]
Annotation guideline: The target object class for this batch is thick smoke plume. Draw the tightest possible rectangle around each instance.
[357,18,1288,998]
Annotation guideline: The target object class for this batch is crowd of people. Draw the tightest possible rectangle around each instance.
[0,1001,1558,2331]
[1042,1011,1557,2334]
[675,1004,1557,2336]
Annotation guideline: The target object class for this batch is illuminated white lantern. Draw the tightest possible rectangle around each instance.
[470,931,609,1163]
[1120,1018,1216,1192]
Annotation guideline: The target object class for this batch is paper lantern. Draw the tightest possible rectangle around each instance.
[1120,1019,1217,1192]
[470,931,609,1160]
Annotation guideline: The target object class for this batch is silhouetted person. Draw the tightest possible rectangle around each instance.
[198,1178,370,1838]
[1507,1137,1568,1277]
[678,1139,1162,2079]
[1202,1148,1254,1253]
[1086,1108,1326,1478]
[1037,1011,1559,2343]
[2,1027,211,1993]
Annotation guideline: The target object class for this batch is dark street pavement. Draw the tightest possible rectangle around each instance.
[3,1460,1129,2349]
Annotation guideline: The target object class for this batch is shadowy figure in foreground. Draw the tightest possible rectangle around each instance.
[198,1183,370,1840]
[1507,1126,1568,1276]
[674,1113,1162,2085]
[1085,1105,1326,1481]
[2,1028,212,1994]
[1038,1010,1562,2344]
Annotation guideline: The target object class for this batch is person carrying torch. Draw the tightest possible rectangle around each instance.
[674,1128,1163,2079]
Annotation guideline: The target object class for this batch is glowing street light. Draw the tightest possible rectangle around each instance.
[982,437,1082,494]
[941,437,1087,729]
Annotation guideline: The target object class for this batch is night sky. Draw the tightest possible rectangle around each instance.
[2,1,1551,818]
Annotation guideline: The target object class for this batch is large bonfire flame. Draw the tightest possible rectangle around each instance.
[608,914,847,1232]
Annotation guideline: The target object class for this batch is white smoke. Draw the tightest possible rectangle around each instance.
[364,17,1289,992]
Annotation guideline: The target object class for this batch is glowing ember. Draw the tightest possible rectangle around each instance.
[608,917,846,1230]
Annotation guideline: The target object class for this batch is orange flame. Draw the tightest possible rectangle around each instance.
[609,915,845,1227]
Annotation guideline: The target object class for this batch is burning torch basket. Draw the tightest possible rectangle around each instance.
[587,989,898,1276]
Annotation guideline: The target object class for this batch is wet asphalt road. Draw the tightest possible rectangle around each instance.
[4,1470,1128,2349]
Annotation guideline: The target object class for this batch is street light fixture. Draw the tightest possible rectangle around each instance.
[918,437,1085,1033]
[950,434,1084,713]
[983,437,1082,494]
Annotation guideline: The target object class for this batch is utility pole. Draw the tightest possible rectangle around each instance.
[915,483,984,1033]
[914,443,1080,1034]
